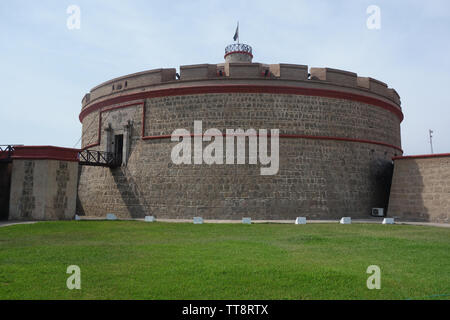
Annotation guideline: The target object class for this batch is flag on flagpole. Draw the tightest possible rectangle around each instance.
[233,22,239,42]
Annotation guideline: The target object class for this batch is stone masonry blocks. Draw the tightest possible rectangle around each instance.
[77,91,402,220]
[9,159,78,220]
[388,156,450,223]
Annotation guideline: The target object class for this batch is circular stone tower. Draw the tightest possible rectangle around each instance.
[224,43,253,63]
[77,43,403,220]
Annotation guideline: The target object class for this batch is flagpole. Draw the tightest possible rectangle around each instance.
[237,21,239,44]
[429,129,434,154]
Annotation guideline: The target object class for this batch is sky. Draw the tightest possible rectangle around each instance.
[0,0,449,155]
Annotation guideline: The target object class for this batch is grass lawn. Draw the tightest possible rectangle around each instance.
[0,221,449,300]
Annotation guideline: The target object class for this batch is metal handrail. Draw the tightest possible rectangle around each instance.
[78,149,120,168]
[0,145,15,162]
[0,145,15,152]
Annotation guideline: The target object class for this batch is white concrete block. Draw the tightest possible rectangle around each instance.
[242,217,252,224]
[144,216,156,222]
[106,213,117,220]
[340,217,351,224]
[193,217,203,224]
[295,217,306,224]
[382,218,395,225]
[74,214,81,221]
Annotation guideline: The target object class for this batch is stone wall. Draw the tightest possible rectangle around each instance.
[0,163,12,220]
[9,147,79,220]
[77,61,403,220]
[388,155,450,223]
[77,89,401,219]
[142,93,401,148]
[77,137,396,219]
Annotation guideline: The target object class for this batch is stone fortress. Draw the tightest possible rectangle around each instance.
[0,42,448,223]
[76,42,403,220]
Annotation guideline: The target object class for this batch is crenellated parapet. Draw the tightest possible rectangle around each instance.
[310,67,357,87]
[269,64,308,80]
[85,68,176,104]
[180,64,217,80]
[81,62,401,112]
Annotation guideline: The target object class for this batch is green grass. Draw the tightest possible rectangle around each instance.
[0,221,449,300]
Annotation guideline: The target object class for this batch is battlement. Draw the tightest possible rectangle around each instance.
[87,68,176,103]
[82,63,401,108]
[310,67,357,87]
[270,64,308,80]
[180,64,217,80]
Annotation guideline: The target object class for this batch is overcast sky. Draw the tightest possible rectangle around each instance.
[1,0,449,155]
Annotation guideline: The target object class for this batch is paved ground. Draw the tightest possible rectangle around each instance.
[1,218,448,228]
[0,221,38,228]
[393,221,450,228]
[76,216,450,228]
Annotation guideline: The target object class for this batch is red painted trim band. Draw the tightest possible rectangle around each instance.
[11,146,80,162]
[79,84,403,123]
[393,153,450,160]
[280,134,403,152]
[224,51,254,59]
[142,133,403,153]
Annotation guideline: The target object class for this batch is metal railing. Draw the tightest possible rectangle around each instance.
[225,43,253,55]
[78,149,121,168]
[0,145,15,162]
